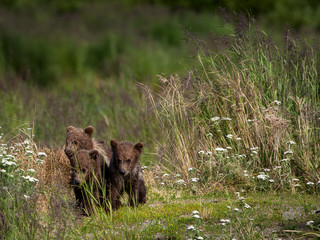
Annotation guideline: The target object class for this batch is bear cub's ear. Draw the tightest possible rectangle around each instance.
[84,126,94,137]
[110,140,119,149]
[134,142,144,152]
[90,150,100,161]
[67,126,75,133]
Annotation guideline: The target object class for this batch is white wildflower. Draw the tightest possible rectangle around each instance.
[269,179,275,183]
[306,220,314,226]
[248,119,257,122]
[4,161,16,166]
[29,177,39,182]
[192,214,200,219]
[22,176,39,182]
[198,150,205,155]
[141,166,148,170]
[238,197,245,201]
[226,146,232,150]
[220,219,231,223]
[23,139,30,145]
[197,237,204,240]
[264,168,271,172]
[0,169,6,173]
[287,141,295,145]
[6,154,15,159]
[227,206,231,209]
[226,134,233,139]
[175,174,181,177]
[207,133,213,137]
[191,211,199,215]
[280,158,289,162]
[206,151,212,156]
[221,117,232,121]
[233,208,240,211]
[294,184,301,187]
[191,178,199,182]
[244,174,249,177]
[176,179,185,184]
[187,225,195,230]
[215,147,227,152]
[24,195,30,200]
[257,173,269,180]
[162,173,169,177]
[284,150,293,155]
[188,168,194,171]
[251,151,258,155]
[250,147,259,151]
[160,182,165,185]
[273,100,281,105]
[274,166,282,170]
[25,150,34,155]
[292,178,300,182]
[37,152,47,157]
[244,203,251,209]
[317,180,320,185]
[306,182,314,185]
[210,117,220,122]
[28,169,36,173]
[236,137,242,141]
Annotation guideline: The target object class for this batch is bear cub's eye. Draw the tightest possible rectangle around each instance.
[82,168,86,173]
[73,140,78,145]
[126,159,131,163]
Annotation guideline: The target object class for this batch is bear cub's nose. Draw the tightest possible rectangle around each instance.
[119,169,125,175]
[74,179,80,185]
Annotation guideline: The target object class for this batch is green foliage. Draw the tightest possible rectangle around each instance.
[85,33,127,76]
[0,32,57,86]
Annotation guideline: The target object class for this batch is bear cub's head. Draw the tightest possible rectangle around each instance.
[110,140,143,176]
[65,126,94,152]
[65,148,104,187]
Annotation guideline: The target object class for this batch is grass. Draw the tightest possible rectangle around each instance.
[0,132,319,239]
[1,133,319,239]
[142,17,320,191]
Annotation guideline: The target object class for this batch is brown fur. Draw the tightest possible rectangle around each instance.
[107,140,147,210]
[65,148,107,215]
[64,126,112,166]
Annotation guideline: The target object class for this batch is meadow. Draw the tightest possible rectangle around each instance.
[0,2,320,239]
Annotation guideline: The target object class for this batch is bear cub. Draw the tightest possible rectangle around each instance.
[65,148,107,215]
[107,140,147,210]
[64,126,112,166]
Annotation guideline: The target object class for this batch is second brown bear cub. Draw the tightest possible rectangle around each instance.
[108,140,147,210]
[65,148,107,215]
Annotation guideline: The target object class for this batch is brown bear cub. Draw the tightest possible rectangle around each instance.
[107,140,147,210]
[64,126,112,208]
[64,126,112,166]
[65,148,107,215]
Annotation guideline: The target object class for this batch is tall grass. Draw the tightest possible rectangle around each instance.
[145,17,320,191]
